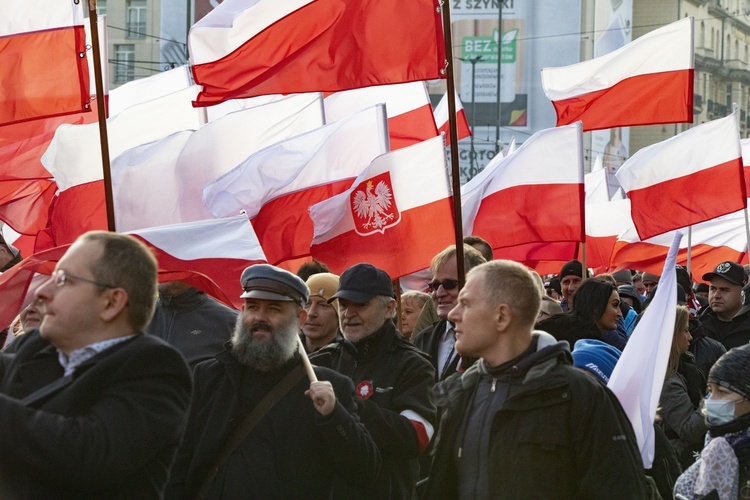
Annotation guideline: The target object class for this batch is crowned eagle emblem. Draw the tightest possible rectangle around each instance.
[350,172,400,235]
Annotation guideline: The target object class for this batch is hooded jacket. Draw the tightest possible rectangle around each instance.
[423,331,648,499]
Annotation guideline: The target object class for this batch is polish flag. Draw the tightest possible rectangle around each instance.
[610,211,748,278]
[203,105,389,267]
[609,232,681,468]
[324,82,438,151]
[461,123,585,262]
[109,65,192,117]
[0,216,265,329]
[188,0,445,106]
[584,199,634,271]
[112,92,325,231]
[310,135,454,277]
[127,215,266,309]
[37,87,205,249]
[585,155,612,204]
[541,18,693,131]
[615,113,745,241]
[741,138,750,192]
[1,0,91,126]
[433,91,471,146]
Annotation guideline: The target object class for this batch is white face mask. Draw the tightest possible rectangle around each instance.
[704,398,742,426]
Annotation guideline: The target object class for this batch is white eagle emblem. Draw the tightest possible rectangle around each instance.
[350,172,400,235]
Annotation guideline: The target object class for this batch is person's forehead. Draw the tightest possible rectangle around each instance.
[307,295,331,305]
[561,275,581,283]
[57,239,102,272]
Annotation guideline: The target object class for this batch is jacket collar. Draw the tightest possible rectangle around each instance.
[158,288,207,311]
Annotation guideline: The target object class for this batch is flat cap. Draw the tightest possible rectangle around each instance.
[240,264,309,307]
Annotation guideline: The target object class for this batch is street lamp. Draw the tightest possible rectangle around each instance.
[459,55,483,176]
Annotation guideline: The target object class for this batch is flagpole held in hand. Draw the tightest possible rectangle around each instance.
[297,335,318,383]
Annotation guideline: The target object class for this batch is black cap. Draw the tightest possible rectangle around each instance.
[329,263,394,304]
[611,269,632,285]
[702,261,747,286]
[240,264,309,307]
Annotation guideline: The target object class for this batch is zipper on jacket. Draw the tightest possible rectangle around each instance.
[491,377,497,392]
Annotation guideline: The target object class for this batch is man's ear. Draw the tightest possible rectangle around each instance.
[99,288,129,323]
[496,303,512,333]
[297,306,308,328]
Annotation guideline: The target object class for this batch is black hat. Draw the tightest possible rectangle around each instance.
[559,260,587,280]
[611,269,632,285]
[617,284,640,302]
[545,276,561,295]
[641,272,660,285]
[240,264,309,307]
[329,263,394,304]
[702,261,747,286]
[708,344,750,400]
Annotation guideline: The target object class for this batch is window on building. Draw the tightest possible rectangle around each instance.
[96,0,106,16]
[700,22,705,49]
[126,0,146,38]
[115,44,135,83]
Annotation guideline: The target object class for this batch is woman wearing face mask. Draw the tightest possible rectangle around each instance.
[674,344,750,499]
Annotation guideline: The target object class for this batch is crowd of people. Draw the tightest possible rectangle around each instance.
[3,230,750,498]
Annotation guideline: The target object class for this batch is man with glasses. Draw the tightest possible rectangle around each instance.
[0,231,192,498]
[413,245,485,381]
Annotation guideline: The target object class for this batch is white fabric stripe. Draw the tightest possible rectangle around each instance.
[585,199,633,238]
[400,409,434,441]
[433,90,464,127]
[310,135,449,242]
[541,18,692,100]
[189,0,314,64]
[615,113,740,191]
[109,65,191,118]
[127,215,266,261]
[325,82,430,120]
[2,0,83,35]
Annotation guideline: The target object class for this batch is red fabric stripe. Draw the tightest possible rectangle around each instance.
[35,180,107,251]
[628,158,746,241]
[387,104,438,150]
[610,240,747,279]
[0,26,90,126]
[492,241,580,268]
[552,69,694,131]
[437,108,471,146]
[584,234,619,271]
[0,179,57,235]
[410,420,430,454]
[311,198,454,278]
[192,0,445,105]
[251,179,355,266]
[473,183,585,250]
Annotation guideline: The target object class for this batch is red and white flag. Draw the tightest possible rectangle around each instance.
[461,123,585,263]
[109,65,191,117]
[37,87,205,249]
[188,0,445,106]
[310,135,454,277]
[0,215,265,329]
[433,91,471,146]
[615,113,745,241]
[584,199,634,271]
[324,82,438,151]
[127,215,266,309]
[609,232,681,468]
[1,0,91,126]
[203,105,389,267]
[541,18,693,131]
[610,211,748,278]
[112,92,325,231]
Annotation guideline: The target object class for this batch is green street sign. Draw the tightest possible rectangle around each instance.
[461,28,518,63]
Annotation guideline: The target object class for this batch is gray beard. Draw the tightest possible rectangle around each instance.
[231,314,299,372]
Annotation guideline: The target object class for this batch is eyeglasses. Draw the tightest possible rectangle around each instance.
[427,279,459,293]
[49,269,115,289]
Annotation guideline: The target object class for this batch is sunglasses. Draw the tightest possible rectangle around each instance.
[427,279,459,292]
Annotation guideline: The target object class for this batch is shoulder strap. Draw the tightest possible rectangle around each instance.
[197,363,307,499]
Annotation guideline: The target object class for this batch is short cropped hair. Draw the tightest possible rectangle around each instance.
[468,260,541,330]
[463,235,493,262]
[81,231,158,332]
[430,244,486,277]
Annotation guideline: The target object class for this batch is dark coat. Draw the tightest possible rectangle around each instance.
[0,331,192,499]
[145,288,238,368]
[166,349,380,499]
[688,318,726,379]
[699,304,750,350]
[423,333,648,499]
[312,320,437,499]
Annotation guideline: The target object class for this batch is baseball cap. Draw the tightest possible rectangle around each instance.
[329,263,394,304]
[702,261,747,286]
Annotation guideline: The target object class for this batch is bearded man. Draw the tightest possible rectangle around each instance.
[166,264,380,499]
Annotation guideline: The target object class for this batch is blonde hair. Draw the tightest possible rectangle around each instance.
[666,305,690,379]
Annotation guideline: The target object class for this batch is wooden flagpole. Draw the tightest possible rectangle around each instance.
[297,336,318,383]
[441,0,466,288]
[87,0,116,231]
[394,279,403,332]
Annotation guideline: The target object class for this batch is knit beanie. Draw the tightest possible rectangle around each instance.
[611,269,632,285]
[708,344,750,400]
[572,339,622,384]
[559,260,585,280]
[641,272,660,284]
